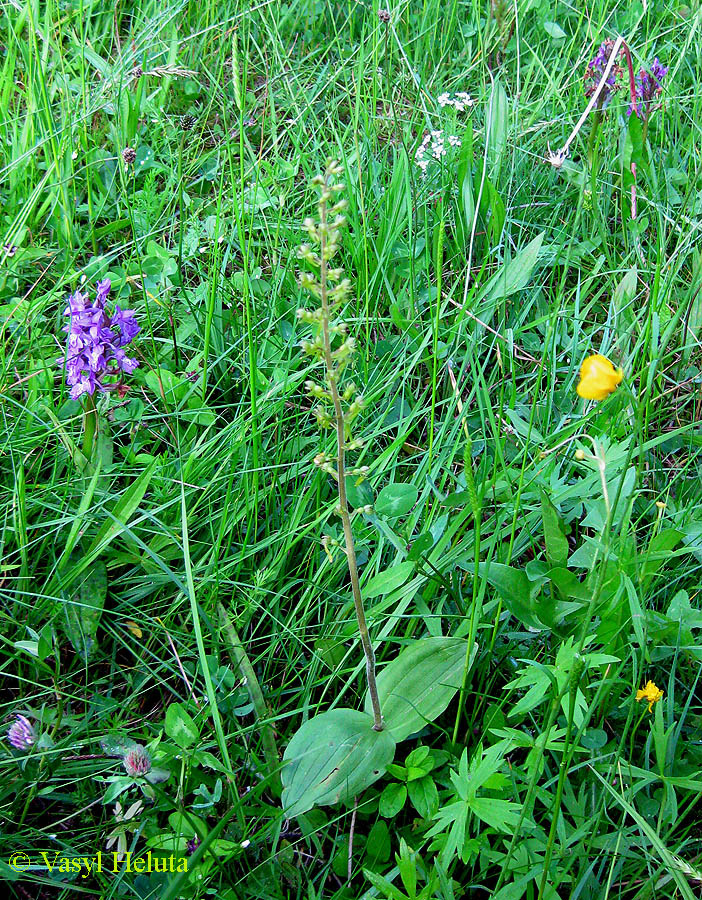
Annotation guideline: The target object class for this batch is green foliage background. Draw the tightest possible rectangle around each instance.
[1,0,702,897]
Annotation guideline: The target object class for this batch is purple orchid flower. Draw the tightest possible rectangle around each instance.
[59,279,140,398]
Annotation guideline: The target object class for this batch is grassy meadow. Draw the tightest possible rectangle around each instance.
[2,0,702,897]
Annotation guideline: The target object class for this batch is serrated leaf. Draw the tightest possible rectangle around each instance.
[63,560,107,660]
[365,637,474,742]
[282,709,395,817]
[469,796,522,832]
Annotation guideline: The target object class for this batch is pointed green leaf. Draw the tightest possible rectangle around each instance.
[541,491,569,569]
[363,561,415,599]
[468,797,522,832]
[408,775,439,819]
[480,232,544,306]
[486,78,508,176]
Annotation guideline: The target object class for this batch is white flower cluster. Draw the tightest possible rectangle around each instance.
[415,130,462,172]
[438,91,473,111]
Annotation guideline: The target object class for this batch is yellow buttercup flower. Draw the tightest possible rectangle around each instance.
[576,354,623,400]
[636,680,663,713]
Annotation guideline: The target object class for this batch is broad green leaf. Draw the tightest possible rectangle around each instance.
[145,767,171,785]
[481,177,506,245]
[147,835,188,852]
[408,776,439,819]
[165,703,200,749]
[479,562,537,628]
[282,709,395,817]
[145,368,190,403]
[486,78,508,176]
[345,475,374,510]
[365,820,391,863]
[168,811,208,839]
[623,575,646,650]
[145,369,215,425]
[547,567,591,602]
[103,776,134,805]
[543,21,566,39]
[479,562,556,629]
[480,232,544,306]
[365,637,473,742]
[613,265,638,314]
[541,491,569,569]
[363,561,415,599]
[375,483,419,518]
[379,782,407,817]
[641,528,683,590]
[63,560,107,661]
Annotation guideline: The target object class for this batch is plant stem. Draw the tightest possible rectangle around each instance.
[318,179,383,731]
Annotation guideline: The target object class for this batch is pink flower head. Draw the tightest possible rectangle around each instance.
[123,746,151,777]
[8,714,36,750]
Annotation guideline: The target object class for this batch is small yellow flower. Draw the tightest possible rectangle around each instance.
[576,354,623,401]
[125,620,142,639]
[636,680,663,713]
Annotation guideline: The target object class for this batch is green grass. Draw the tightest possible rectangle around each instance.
[2,0,702,897]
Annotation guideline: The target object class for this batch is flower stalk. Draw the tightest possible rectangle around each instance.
[298,161,383,731]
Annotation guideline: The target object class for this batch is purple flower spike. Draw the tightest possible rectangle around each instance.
[8,714,36,750]
[59,279,140,397]
[628,57,668,119]
[584,39,624,108]
[96,278,111,302]
[112,306,141,346]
